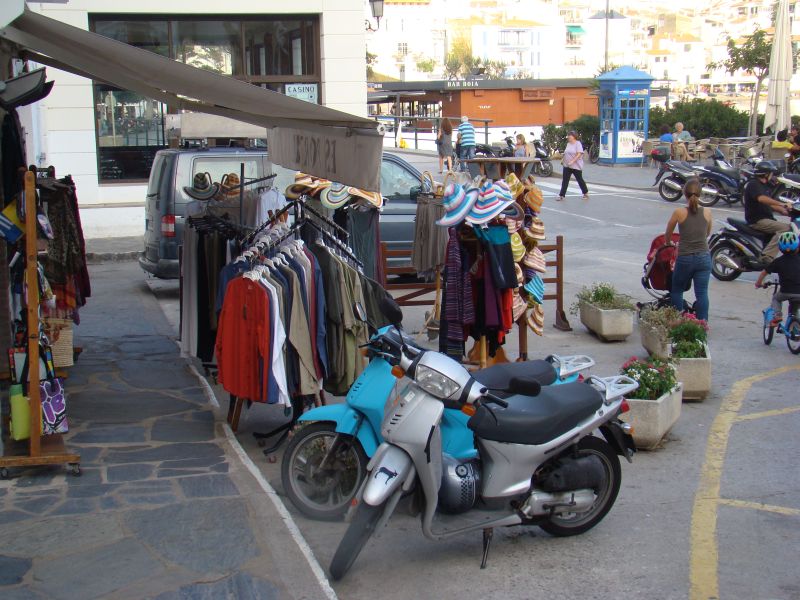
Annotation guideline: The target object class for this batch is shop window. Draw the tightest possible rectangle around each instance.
[244,19,316,77]
[172,20,242,75]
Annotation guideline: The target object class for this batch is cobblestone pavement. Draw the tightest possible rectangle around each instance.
[0,263,332,600]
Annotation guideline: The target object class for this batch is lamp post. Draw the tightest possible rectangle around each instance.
[365,0,384,32]
[604,0,609,72]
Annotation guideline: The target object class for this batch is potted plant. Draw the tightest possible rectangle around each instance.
[638,306,682,358]
[619,356,682,450]
[571,282,635,342]
[670,315,711,401]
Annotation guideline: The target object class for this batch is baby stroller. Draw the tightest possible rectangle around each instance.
[637,233,693,314]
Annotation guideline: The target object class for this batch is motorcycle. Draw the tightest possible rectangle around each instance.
[693,148,765,207]
[329,297,637,581]
[709,198,800,281]
[282,323,595,520]
[529,136,554,177]
[652,153,701,201]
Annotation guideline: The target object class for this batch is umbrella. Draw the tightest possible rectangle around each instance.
[764,0,792,134]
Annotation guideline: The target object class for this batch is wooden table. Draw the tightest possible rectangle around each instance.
[462,157,541,180]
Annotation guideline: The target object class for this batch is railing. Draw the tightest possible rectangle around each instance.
[372,115,494,150]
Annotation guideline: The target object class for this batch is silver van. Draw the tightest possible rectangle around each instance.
[139,147,278,278]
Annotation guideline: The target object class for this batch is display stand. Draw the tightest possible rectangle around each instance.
[0,170,80,478]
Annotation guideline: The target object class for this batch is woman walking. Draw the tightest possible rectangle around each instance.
[437,118,454,173]
[557,130,589,201]
[664,178,713,321]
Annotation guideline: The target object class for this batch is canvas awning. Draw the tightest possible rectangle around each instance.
[566,25,585,35]
[0,8,383,191]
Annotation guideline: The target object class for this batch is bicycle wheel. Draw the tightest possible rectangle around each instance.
[763,322,775,345]
[589,143,600,164]
[786,317,800,354]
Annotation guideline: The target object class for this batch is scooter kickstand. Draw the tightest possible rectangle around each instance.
[480,528,494,569]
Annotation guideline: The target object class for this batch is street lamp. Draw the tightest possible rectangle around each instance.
[365,0,384,32]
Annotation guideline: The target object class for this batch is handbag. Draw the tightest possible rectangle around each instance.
[40,377,68,435]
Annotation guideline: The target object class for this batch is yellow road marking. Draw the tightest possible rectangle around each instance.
[718,498,800,518]
[689,365,800,600]
[735,405,800,422]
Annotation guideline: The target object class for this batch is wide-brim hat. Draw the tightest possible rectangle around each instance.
[320,183,352,209]
[522,177,544,212]
[348,187,383,209]
[286,173,331,199]
[524,275,545,304]
[528,217,546,239]
[505,172,525,199]
[527,311,544,336]
[512,292,527,322]
[531,302,545,327]
[438,184,478,227]
[184,172,220,201]
[510,232,525,263]
[220,172,241,198]
[523,246,547,273]
[466,180,515,225]
[503,201,525,233]
[515,263,524,286]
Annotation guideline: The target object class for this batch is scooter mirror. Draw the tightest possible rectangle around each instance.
[353,302,367,323]
[379,294,403,327]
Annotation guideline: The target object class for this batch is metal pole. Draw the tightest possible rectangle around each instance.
[604,0,610,72]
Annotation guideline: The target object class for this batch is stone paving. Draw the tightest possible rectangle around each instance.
[0,262,332,600]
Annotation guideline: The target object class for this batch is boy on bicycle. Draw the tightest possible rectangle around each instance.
[755,231,800,324]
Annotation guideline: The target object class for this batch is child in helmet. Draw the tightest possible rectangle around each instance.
[755,231,800,324]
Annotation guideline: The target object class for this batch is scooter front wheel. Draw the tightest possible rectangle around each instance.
[330,502,383,581]
[658,178,683,202]
[539,436,620,537]
[281,422,368,521]
[537,161,553,177]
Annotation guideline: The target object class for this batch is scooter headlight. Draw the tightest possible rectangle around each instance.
[415,364,461,399]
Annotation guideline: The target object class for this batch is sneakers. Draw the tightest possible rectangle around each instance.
[583,193,590,200]
[557,195,565,201]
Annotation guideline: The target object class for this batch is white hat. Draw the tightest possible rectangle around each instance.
[461,115,469,122]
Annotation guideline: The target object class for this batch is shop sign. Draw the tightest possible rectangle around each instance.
[520,88,555,101]
[445,79,483,89]
[618,89,649,96]
[616,130,645,158]
[268,126,382,192]
[285,83,318,104]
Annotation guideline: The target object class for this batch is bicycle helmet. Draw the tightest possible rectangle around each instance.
[778,231,799,253]
[754,162,779,177]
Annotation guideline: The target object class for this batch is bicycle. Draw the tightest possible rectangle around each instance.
[760,281,800,354]
[588,135,600,164]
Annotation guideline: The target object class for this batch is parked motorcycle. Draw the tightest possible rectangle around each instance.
[282,324,595,520]
[710,198,800,281]
[652,154,701,201]
[329,297,638,580]
[693,148,764,207]
[529,136,554,177]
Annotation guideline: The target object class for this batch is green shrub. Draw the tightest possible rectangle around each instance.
[570,282,635,314]
[564,115,599,144]
[648,99,750,139]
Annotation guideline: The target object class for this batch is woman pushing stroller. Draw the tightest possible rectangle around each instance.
[663,178,713,321]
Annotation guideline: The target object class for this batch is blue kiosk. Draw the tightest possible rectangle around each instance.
[596,66,654,165]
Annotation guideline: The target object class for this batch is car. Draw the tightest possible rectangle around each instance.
[140,148,423,279]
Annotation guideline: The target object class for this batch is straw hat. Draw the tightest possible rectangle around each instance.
[511,292,527,322]
[504,172,525,200]
[514,263,524,287]
[285,173,331,199]
[522,177,544,212]
[527,310,544,336]
[183,172,220,201]
[347,187,383,209]
[503,201,525,233]
[320,182,352,209]
[524,274,545,304]
[510,232,525,263]
[523,246,547,273]
[219,172,241,199]
[530,302,545,327]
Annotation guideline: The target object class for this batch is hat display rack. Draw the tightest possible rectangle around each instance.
[434,170,558,369]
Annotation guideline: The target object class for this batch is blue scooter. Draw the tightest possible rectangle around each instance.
[281,326,594,520]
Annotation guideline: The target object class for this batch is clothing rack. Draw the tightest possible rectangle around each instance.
[0,170,80,478]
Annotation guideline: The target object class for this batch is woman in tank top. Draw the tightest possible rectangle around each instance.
[664,178,713,321]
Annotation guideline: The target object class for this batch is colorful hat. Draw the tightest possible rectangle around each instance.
[523,176,544,212]
[505,172,525,200]
[348,187,383,209]
[529,217,546,240]
[437,183,477,227]
[514,263,524,287]
[512,292,527,322]
[503,201,525,233]
[531,302,545,327]
[320,182,352,209]
[286,173,331,199]
[527,311,544,336]
[465,180,515,225]
[524,274,545,304]
[184,172,220,201]
[510,232,525,262]
[523,246,547,273]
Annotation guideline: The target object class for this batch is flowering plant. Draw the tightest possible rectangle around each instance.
[669,313,709,359]
[620,356,677,400]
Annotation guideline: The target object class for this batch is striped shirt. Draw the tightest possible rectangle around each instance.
[458,121,476,147]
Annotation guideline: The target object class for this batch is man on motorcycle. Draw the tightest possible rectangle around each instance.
[744,162,791,262]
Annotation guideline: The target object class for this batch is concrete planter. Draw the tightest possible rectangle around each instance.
[674,343,711,401]
[620,384,683,450]
[579,303,634,342]
[640,324,671,359]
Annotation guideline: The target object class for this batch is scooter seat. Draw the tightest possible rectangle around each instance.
[467,382,602,446]
[705,165,740,180]
[780,172,800,184]
[727,218,772,241]
[473,360,556,391]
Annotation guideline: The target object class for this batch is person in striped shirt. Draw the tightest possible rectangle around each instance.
[457,116,476,167]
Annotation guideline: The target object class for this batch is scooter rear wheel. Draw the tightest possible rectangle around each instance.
[539,436,621,537]
[710,242,744,281]
[281,422,368,521]
[658,179,683,202]
[537,161,553,177]
[698,180,721,207]
[330,502,383,581]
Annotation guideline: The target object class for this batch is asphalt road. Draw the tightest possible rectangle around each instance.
[145,168,800,600]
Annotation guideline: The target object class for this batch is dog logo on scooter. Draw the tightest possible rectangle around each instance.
[375,467,398,484]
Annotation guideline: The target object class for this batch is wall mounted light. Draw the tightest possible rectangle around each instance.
[365,0,384,32]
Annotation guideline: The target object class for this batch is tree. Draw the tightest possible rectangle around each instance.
[647,99,750,139]
[366,50,377,79]
[415,56,436,73]
[707,30,771,137]
[443,35,508,79]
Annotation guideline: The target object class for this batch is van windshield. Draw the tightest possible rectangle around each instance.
[192,157,260,186]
